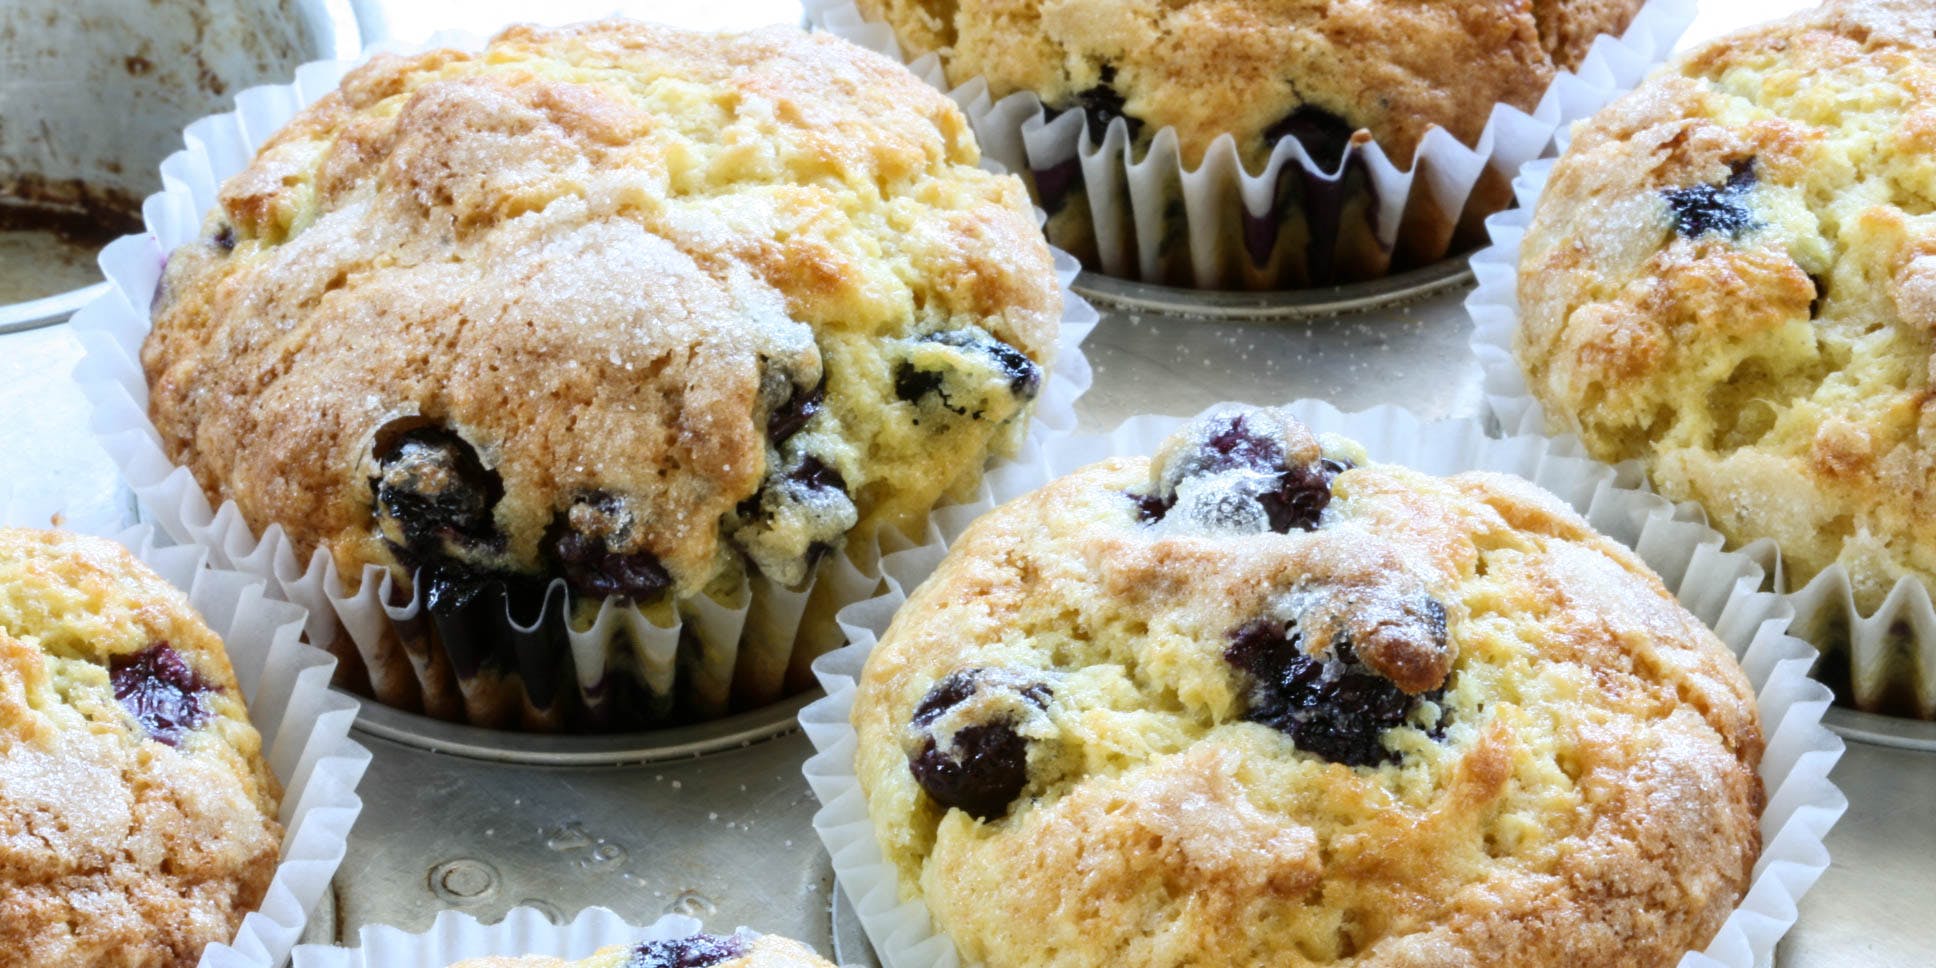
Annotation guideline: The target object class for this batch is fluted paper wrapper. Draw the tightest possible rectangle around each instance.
[1469,122,1936,717]
[0,496,371,968]
[71,30,1098,731]
[799,401,1846,968]
[807,0,1691,290]
[291,908,848,968]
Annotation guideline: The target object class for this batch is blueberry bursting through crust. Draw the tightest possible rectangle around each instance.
[1224,601,1449,768]
[894,328,1044,420]
[111,642,217,747]
[1132,412,1349,533]
[624,934,748,968]
[906,668,1052,821]
[372,423,675,618]
[1663,157,1760,239]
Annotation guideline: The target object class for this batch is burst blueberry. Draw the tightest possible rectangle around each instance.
[767,378,823,443]
[907,669,1050,821]
[1663,158,1759,238]
[1223,615,1442,767]
[625,933,747,968]
[111,642,216,746]
[894,329,1042,417]
[545,491,672,603]
[372,423,502,555]
[1068,66,1142,144]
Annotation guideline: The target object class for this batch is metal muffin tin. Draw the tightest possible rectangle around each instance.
[2,0,1931,963]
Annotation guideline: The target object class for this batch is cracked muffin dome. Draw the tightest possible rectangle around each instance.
[852,0,1644,168]
[0,528,282,968]
[851,405,1762,967]
[141,20,1061,721]
[1516,0,1936,621]
[444,930,836,968]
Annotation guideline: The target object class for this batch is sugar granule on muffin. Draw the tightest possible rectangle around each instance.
[0,528,283,968]
[1516,0,1936,617]
[852,405,1762,967]
[141,21,1064,722]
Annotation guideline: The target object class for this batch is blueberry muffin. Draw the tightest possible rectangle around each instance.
[142,21,1062,727]
[1517,0,1936,629]
[0,528,283,967]
[853,0,1644,169]
[852,406,1762,967]
[446,930,835,968]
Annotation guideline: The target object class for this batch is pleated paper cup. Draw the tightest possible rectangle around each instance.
[0,495,371,968]
[799,400,1847,968]
[291,908,849,967]
[1468,110,1936,718]
[71,26,1098,732]
[807,0,1692,290]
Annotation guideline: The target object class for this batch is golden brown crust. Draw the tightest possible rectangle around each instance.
[0,529,282,968]
[1516,0,1936,613]
[144,21,1060,608]
[853,0,1644,167]
[853,408,1762,967]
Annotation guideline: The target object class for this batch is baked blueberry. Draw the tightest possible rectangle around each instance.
[1134,411,1348,534]
[625,933,747,968]
[1662,157,1759,239]
[1264,105,1360,173]
[212,222,236,252]
[895,329,1043,420]
[110,642,216,747]
[907,668,1051,821]
[730,450,860,589]
[372,423,503,558]
[767,378,824,443]
[1223,615,1442,767]
[1256,456,1349,533]
[545,491,673,603]
[1067,66,1142,143]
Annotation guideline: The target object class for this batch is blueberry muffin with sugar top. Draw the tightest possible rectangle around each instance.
[445,930,836,968]
[142,20,1062,727]
[852,405,1762,967]
[1516,0,1936,670]
[0,528,283,968]
[853,0,1644,169]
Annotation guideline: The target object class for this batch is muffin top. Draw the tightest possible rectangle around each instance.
[0,528,282,968]
[1516,0,1936,613]
[852,406,1762,967]
[446,931,834,968]
[144,21,1061,615]
[852,0,1643,168]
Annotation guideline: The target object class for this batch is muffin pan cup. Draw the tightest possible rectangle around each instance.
[0,496,371,968]
[806,0,1691,291]
[69,30,1100,734]
[291,906,844,967]
[799,400,1848,968]
[1469,135,1936,721]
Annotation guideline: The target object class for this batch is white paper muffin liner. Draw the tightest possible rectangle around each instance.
[1468,97,1936,717]
[70,28,1099,731]
[291,907,845,968]
[799,400,1847,968]
[0,496,370,968]
[807,0,1691,290]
